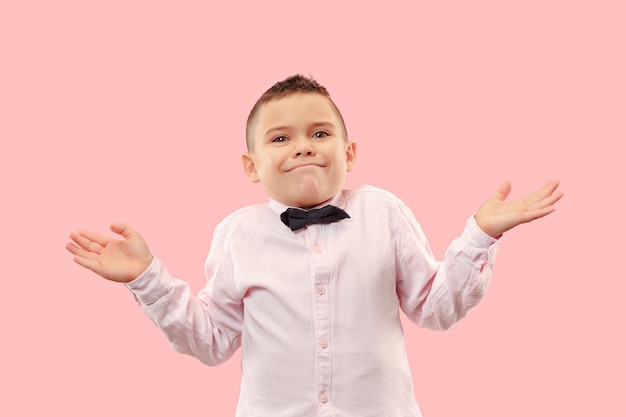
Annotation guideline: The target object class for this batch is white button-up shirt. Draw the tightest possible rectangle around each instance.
[126,185,499,416]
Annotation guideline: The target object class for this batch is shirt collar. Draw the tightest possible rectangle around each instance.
[267,191,347,216]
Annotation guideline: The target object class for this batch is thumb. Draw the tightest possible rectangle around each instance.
[494,180,512,202]
[109,222,136,239]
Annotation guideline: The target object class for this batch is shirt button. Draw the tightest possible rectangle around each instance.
[312,243,322,253]
[317,286,326,295]
[320,339,329,349]
[319,393,329,403]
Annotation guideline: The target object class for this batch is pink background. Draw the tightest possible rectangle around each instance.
[2,1,624,415]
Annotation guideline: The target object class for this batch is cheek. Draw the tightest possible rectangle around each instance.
[332,151,349,169]
[258,155,283,176]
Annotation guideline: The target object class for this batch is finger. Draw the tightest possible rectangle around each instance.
[69,232,104,254]
[533,179,561,200]
[494,180,512,202]
[540,188,564,206]
[110,222,135,240]
[74,229,111,247]
[551,189,564,203]
[71,254,101,275]
[522,205,557,222]
[517,180,561,206]
[65,241,99,261]
[65,241,81,255]
[530,188,564,209]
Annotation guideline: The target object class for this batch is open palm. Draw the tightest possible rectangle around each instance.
[475,180,563,238]
[66,223,153,283]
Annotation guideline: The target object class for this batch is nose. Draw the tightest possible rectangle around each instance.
[293,137,316,157]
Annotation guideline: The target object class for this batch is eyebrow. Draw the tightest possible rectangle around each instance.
[263,122,336,138]
[264,126,291,138]
[309,121,336,131]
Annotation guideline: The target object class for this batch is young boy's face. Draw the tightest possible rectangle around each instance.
[242,92,356,208]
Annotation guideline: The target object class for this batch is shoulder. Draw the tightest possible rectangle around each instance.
[213,203,269,236]
[342,185,410,225]
[344,185,421,230]
[343,184,405,208]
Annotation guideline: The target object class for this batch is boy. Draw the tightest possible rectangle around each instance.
[66,75,562,416]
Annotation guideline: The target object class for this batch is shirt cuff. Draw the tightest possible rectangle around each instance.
[125,256,173,305]
[468,215,499,244]
[463,215,501,266]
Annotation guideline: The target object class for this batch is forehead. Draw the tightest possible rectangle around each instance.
[256,92,340,130]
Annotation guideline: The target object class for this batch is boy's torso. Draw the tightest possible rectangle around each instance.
[215,185,422,416]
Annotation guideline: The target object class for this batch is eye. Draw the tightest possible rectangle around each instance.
[312,131,329,139]
[272,136,288,143]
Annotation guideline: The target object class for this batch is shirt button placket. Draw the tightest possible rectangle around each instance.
[311,238,332,412]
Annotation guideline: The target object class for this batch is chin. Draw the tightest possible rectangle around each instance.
[270,179,341,208]
[289,197,321,209]
[297,191,337,209]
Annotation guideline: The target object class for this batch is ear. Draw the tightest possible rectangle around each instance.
[345,141,357,172]
[242,153,261,183]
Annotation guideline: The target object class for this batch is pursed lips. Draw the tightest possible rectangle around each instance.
[285,163,323,172]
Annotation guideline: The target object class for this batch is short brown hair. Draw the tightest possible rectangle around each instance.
[245,74,348,150]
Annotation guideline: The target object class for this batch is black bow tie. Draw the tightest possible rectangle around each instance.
[280,205,350,231]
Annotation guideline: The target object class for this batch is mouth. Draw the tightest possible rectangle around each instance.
[286,163,323,172]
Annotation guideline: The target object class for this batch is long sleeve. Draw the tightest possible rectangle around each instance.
[125,223,243,366]
[395,199,500,330]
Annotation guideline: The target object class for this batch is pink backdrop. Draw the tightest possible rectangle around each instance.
[2,1,624,415]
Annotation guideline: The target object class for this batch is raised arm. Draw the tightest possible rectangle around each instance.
[66,222,243,366]
[474,179,563,238]
[66,223,154,283]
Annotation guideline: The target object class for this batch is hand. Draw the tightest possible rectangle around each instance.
[474,180,563,238]
[66,223,154,283]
